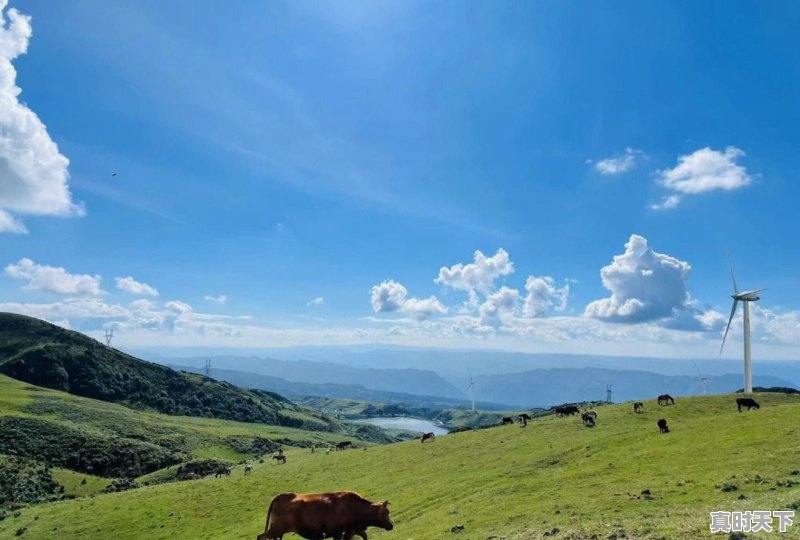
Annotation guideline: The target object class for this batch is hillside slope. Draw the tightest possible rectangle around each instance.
[0,313,328,427]
[4,392,800,539]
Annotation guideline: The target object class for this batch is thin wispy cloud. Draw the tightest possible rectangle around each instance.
[590,148,643,175]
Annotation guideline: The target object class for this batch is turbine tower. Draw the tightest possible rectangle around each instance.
[720,257,765,394]
[465,370,476,411]
[692,361,709,395]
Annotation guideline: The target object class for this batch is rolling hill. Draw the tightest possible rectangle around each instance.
[3,391,799,539]
[0,313,333,427]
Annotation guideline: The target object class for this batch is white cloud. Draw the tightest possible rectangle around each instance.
[115,276,159,297]
[204,294,227,305]
[592,148,642,175]
[650,194,682,211]
[584,235,693,324]
[0,209,26,233]
[307,296,324,307]
[523,275,569,317]
[0,2,83,233]
[479,286,520,329]
[5,258,102,296]
[166,300,193,314]
[370,279,447,321]
[652,146,752,209]
[435,248,514,305]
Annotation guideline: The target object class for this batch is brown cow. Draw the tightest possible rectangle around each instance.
[420,432,435,443]
[273,455,287,464]
[336,441,353,451]
[256,491,394,540]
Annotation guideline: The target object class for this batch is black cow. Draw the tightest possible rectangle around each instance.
[501,416,514,425]
[657,394,675,406]
[633,402,644,413]
[421,432,435,443]
[657,418,670,434]
[736,397,760,412]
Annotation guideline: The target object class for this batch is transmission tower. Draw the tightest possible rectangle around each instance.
[204,359,212,377]
[104,328,115,347]
[606,384,613,403]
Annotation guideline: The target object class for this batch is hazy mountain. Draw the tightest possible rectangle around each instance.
[173,365,510,410]
[135,345,800,387]
[473,368,796,407]
[162,355,465,399]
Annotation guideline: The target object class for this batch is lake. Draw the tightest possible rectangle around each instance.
[352,417,449,435]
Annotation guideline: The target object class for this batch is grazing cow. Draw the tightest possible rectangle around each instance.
[584,410,597,420]
[582,415,596,428]
[336,441,353,451]
[421,432,435,443]
[245,464,253,475]
[633,402,644,413]
[273,455,287,464]
[501,416,514,425]
[517,414,529,427]
[215,467,232,478]
[657,394,675,406]
[518,413,532,422]
[556,405,580,417]
[184,472,200,481]
[657,418,670,434]
[256,491,393,540]
[736,397,760,412]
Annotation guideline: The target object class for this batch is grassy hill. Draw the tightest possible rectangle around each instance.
[3,391,800,539]
[0,313,347,429]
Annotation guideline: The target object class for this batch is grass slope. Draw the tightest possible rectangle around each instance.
[3,392,800,539]
[0,313,328,427]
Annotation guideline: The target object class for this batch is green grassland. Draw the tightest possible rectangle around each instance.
[3,390,800,539]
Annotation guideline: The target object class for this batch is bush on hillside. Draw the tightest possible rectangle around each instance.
[0,457,65,509]
[0,416,185,478]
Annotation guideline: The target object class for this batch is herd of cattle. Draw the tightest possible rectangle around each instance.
[247,394,763,539]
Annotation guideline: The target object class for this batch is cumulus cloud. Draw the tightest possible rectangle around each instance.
[592,148,642,175]
[115,276,159,297]
[204,294,227,305]
[479,286,520,329]
[5,258,102,296]
[523,275,569,317]
[435,248,514,305]
[584,235,692,323]
[307,296,324,307]
[0,1,83,233]
[652,146,752,210]
[370,280,447,321]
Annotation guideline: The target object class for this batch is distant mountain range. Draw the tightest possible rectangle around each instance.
[166,355,797,409]
[138,345,800,387]
[166,355,465,399]
[172,365,509,410]
[472,368,797,407]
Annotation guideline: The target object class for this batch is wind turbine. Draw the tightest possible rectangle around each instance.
[465,370,476,411]
[720,256,765,394]
[692,360,709,395]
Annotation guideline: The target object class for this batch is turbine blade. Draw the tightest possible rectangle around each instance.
[692,360,702,377]
[726,252,739,294]
[739,287,767,296]
[719,299,739,355]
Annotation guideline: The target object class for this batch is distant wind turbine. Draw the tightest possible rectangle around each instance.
[692,360,709,395]
[465,370,476,411]
[720,255,765,394]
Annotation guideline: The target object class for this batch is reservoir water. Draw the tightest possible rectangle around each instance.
[352,417,449,435]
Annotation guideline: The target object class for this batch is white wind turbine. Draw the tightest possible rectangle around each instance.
[720,256,765,394]
[465,370,476,411]
[692,360,709,395]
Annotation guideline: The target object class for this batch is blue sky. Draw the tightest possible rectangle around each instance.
[1,0,799,359]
